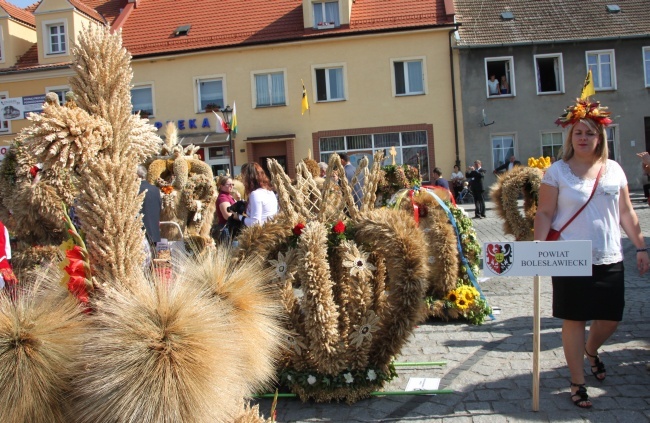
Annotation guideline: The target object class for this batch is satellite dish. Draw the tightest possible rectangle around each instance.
[480,109,495,127]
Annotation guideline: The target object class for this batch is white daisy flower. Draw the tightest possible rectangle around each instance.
[367,369,377,381]
[307,375,317,385]
[268,250,292,280]
[342,242,376,278]
[344,372,354,384]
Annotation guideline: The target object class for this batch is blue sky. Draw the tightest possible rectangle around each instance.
[7,0,36,8]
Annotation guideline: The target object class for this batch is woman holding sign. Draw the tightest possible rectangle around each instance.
[534,98,649,409]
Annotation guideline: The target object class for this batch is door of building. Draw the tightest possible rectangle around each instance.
[259,155,286,177]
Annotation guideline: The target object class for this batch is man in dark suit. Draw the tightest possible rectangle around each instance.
[137,165,161,246]
[466,160,486,218]
[493,155,521,175]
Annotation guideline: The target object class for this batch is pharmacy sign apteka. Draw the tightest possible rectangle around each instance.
[483,241,592,277]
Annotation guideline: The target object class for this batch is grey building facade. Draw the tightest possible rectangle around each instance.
[454,0,650,190]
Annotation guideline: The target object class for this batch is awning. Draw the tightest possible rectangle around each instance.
[244,134,296,143]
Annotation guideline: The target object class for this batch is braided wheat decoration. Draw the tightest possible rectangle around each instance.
[238,151,429,403]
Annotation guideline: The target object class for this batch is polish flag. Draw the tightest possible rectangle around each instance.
[212,111,228,133]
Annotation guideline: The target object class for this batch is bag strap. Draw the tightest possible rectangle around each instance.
[557,164,604,234]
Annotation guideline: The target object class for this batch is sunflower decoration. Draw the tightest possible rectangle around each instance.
[389,187,490,324]
[528,156,552,171]
[238,151,430,403]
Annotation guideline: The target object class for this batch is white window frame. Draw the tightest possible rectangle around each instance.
[490,133,516,170]
[251,68,287,108]
[641,46,650,88]
[130,83,155,117]
[313,1,340,28]
[391,57,427,96]
[534,53,564,95]
[0,25,5,63]
[586,49,616,91]
[540,131,564,159]
[0,91,10,134]
[605,125,619,162]
[312,63,347,102]
[484,56,516,98]
[318,130,430,180]
[42,19,68,56]
[194,75,227,113]
[45,85,70,105]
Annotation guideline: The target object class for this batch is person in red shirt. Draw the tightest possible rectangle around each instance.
[0,220,18,299]
[212,175,241,243]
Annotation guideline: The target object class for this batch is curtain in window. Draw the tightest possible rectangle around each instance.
[407,61,423,93]
[325,2,340,25]
[255,75,270,106]
[271,73,285,105]
[314,4,324,25]
[328,68,343,99]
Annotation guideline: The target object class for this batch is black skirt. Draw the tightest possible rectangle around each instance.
[552,261,625,321]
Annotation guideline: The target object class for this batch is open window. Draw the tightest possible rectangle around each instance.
[534,54,564,95]
[314,65,346,102]
[392,58,425,96]
[485,57,515,97]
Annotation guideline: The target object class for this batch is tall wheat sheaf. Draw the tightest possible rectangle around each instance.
[238,152,429,403]
[0,25,280,423]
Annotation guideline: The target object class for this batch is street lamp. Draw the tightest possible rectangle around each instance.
[218,105,234,176]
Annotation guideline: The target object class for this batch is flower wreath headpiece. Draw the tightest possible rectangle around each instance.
[555,98,612,128]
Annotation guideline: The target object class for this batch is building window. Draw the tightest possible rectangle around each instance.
[0,26,4,63]
[253,71,286,107]
[491,134,515,169]
[46,22,66,54]
[605,126,618,161]
[485,57,515,97]
[131,84,154,116]
[0,92,9,133]
[315,66,345,101]
[393,59,425,96]
[319,130,429,179]
[586,50,616,90]
[196,77,224,112]
[46,86,70,105]
[313,1,340,28]
[643,47,650,87]
[534,54,564,94]
[541,132,563,160]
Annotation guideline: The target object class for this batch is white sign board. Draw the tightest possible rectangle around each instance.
[483,241,592,277]
[1,98,24,121]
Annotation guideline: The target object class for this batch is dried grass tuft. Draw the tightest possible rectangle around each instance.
[0,274,87,423]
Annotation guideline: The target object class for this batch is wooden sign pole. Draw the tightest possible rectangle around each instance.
[532,275,541,411]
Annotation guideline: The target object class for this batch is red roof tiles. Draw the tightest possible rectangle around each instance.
[0,0,36,27]
[118,0,454,57]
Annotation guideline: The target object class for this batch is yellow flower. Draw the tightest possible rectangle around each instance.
[447,289,459,303]
[455,297,470,311]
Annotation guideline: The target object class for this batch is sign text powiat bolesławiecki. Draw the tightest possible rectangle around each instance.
[483,241,592,277]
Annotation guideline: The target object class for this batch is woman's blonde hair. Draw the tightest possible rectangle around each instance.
[216,175,231,188]
[561,119,608,162]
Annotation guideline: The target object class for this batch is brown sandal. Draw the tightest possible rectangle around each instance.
[570,382,592,408]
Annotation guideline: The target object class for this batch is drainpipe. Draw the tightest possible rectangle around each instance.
[449,26,461,168]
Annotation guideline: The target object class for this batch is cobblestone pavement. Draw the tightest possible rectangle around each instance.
[254,192,650,422]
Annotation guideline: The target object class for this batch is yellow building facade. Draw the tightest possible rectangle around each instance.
[1,0,464,181]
